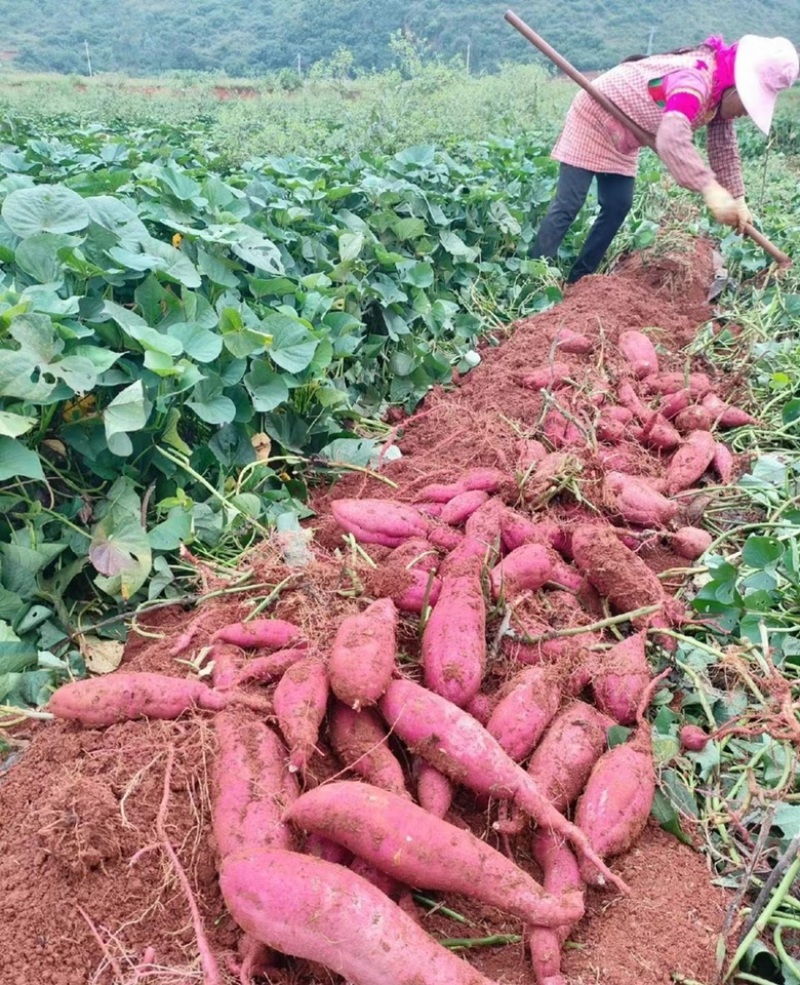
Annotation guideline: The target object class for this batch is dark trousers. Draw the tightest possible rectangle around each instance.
[531,163,635,283]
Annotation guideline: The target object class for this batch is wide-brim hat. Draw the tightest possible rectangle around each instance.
[735,35,799,134]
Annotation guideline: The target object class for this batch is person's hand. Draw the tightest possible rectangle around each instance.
[702,180,739,227]
[734,196,753,233]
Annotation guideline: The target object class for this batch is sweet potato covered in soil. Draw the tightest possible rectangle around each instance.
[211,617,303,649]
[331,497,429,547]
[327,597,398,710]
[273,656,330,774]
[286,782,584,928]
[591,631,652,726]
[220,848,499,985]
[329,702,410,798]
[421,559,486,708]
[485,666,561,763]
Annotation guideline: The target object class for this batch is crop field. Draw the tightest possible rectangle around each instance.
[0,63,798,985]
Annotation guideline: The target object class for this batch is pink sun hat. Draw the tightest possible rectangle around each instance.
[734,35,800,134]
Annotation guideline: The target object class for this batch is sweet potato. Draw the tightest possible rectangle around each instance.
[273,656,330,774]
[379,678,628,893]
[570,524,679,632]
[464,496,506,548]
[219,849,500,985]
[516,439,548,471]
[413,469,509,503]
[528,830,585,985]
[416,501,444,518]
[285,782,584,928]
[209,643,244,691]
[231,647,309,688]
[603,472,678,528]
[616,381,652,421]
[658,389,691,420]
[670,527,713,560]
[522,362,573,391]
[212,710,299,860]
[665,430,716,494]
[414,761,454,818]
[636,414,682,452]
[486,667,561,762]
[596,412,626,444]
[619,330,659,379]
[393,567,442,614]
[552,328,592,354]
[701,392,756,427]
[490,543,553,599]
[349,856,404,900]
[422,561,486,707]
[47,672,231,726]
[428,525,465,552]
[440,489,490,526]
[329,702,410,798]
[644,372,712,397]
[465,692,494,726]
[674,405,713,433]
[499,511,567,555]
[574,674,666,885]
[526,701,611,812]
[591,631,651,726]
[304,832,352,865]
[328,598,398,710]
[211,618,303,650]
[712,441,734,484]
[332,498,429,547]
[680,724,709,751]
[543,407,583,449]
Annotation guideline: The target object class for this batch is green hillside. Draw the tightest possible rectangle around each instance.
[1,0,799,77]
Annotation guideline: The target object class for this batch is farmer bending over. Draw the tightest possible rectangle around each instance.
[531,35,799,283]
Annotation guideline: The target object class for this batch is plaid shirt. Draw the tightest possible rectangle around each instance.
[552,47,745,198]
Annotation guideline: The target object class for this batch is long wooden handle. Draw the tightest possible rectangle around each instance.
[505,9,791,267]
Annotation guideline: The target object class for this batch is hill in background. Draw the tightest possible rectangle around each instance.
[2,0,799,78]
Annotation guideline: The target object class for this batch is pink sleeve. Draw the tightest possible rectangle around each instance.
[655,112,716,193]
[662,67,710,122]
[707,119,745,199]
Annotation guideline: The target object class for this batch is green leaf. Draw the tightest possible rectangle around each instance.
[3,185,89,237]
[103,380,149,450]
[782,398,800,426]
[148,508,192,551]
[338,231,364,262]
[14,232,74,282]
[266,315,318,373]
[89,514,152,601]
[244,360,290,412]
[439,230,479,261]
[742,535,783,569]
[168,322,223,363]
[0,437,44,481]
[187,380,236,425]
[0,410,37,438]
[392,217,427,240]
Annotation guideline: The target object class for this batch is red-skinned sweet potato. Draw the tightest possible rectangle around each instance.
[665,430,716,494]
[516,439,548,471]
[526,701,611,812]
[490,543,554,599]
[211,618,303,650]
[440,489,490,526]
[528,830,585,985]
[209,643,244,691]
[379,678,628,893]
[332,498,429,547]
[701,393,756,427]
[422,560,486,707]
[619,330,659,379]
[680,724,709,751]
[220,849,500,985]
[603,472,678,528]
[552,328,593,354]
[574,674,667,885]
[522,362,573,391]
[674,405,713,433]
[284,782,584,928]
[670,527,713,560]
[212,710,299,860]
[591,631,651,726]
[486,667,561,762]
[713,441,734,484]
[328,598,398,710]
[329,702,410,798]
[273,656,329,774]
[231,647,309,688]
[644,372,712,397]
[414,760,454,818]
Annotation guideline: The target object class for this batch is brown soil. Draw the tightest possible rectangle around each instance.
[0,242,735,985]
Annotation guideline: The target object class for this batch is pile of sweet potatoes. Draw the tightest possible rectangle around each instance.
[40,326,744,985]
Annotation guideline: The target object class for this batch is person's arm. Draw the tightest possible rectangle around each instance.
[653,68,739,225]
[706,117,745,199]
